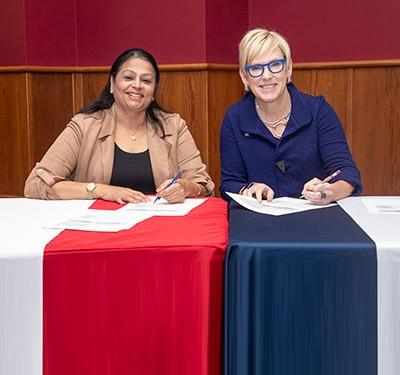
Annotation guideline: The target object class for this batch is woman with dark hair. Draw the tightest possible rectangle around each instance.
[25,48,214,203]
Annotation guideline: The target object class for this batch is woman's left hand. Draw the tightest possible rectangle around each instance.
[242,182,274,202]
[301,178,333,205]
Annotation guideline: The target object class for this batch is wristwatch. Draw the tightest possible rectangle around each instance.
[86,182,97,199]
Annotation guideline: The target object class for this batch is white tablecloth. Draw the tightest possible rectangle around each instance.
[0,199,92,375]
[339,197,400,375]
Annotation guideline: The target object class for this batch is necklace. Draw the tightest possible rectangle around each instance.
[130,129,139,142]
[118,119,146,142]
[255,102,291,139]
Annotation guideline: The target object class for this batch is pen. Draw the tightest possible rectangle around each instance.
[153,171,182,204]
[321,169,341,183]
[300,169,341,198]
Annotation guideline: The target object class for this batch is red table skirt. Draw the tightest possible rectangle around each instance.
[43,198,228,375]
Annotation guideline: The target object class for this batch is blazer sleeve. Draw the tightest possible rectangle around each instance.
[24,120,83,199]
[174,116,215,196]
[316,97,362,195]
[220,109,249,198]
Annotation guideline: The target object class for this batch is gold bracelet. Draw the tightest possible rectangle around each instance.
[194,183,202,198]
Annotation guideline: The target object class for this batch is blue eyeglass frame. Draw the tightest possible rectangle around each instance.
[244,58,287,77]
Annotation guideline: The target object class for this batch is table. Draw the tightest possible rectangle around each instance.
[225,196,400,375]
[0,197,228,375]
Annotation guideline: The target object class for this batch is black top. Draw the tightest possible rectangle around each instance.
[110,144,156,194]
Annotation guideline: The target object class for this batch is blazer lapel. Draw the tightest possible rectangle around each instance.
[147,123,173,187]
[99,108,117,184]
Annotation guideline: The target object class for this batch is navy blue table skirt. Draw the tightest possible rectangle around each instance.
[225,202,377,375]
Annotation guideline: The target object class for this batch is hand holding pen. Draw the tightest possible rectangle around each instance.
[300,169,341,202]
[322,169,341,183]
[154,171,182,204]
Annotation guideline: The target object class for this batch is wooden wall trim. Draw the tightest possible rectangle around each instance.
[0,63,236,73]
[0,66,111,73]
[0,64,218,73]
[26,72,33,168]
[1,59,400,73]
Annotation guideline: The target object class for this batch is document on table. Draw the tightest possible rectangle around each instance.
[118,197,207,216]
[226,192,335,216]
[362,197,400,214]
[44,210,153,232]
[43,197,207,231]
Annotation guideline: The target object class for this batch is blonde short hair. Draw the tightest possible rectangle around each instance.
[239,28,292,71]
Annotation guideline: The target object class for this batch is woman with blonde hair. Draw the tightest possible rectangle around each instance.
[220,28,361,204]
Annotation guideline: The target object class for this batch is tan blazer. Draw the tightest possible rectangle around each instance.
[24,106,214,199]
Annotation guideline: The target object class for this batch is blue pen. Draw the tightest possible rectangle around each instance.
[153,171,182,204]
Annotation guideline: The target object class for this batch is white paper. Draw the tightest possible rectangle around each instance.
[226,192,336,216]
[119,197,207,216]
[42,197,207,231]
[44,209,153,232]
[362,197,400,214]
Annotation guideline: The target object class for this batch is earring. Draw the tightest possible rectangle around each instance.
[287,76,292,84]
[244,83,249,91]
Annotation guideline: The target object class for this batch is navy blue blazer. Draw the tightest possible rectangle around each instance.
[220,83,362,199]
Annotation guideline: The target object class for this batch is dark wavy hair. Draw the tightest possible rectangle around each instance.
[79,48,168,136]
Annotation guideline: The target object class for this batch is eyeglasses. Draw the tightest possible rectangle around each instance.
[244,58,286,78]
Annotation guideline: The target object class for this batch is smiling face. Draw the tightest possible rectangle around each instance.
[110,56,157,114]
[240,47,292,107]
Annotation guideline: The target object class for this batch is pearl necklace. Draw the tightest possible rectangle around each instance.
[255,102,291,139]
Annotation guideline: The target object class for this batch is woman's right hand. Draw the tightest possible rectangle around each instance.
[95,184,150,204]
[241,182,274,202]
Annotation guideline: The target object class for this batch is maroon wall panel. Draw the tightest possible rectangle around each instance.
[25,0,76,65]
[206,0,248,64]
[2,0,400,66]
[249,0,400,62]
[76,0,206,65]
[0,0,26,65]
